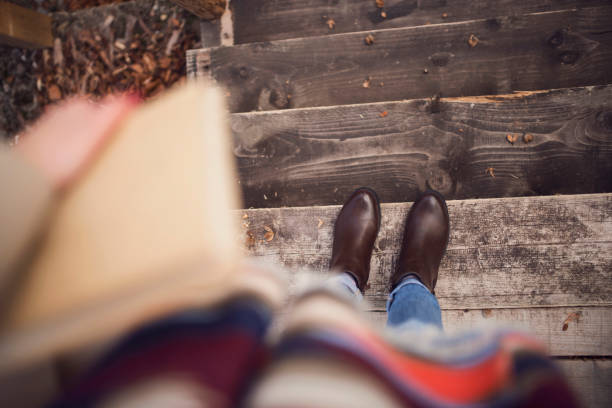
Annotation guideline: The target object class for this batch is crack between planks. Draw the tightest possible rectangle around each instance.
[364,304,612,312]
[226,85,612,117]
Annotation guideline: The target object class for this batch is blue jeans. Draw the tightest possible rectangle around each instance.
[329,272,443,330]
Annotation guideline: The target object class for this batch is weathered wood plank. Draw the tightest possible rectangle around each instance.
[239,194,612,310]
[368,307,612,356]
[557,359,612,408]
[189,6,612,112]
[0,1,52,48]
[199,20,221,48]
[231,85,612,208]
[230,0,611,43]
[170,0,225,20]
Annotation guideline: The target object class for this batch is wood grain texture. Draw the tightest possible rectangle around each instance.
[230,0,611,43]
[238,194,612,310]
[231,85,612,208]
[557,359,612,408]
[189,6,612,112]
[170,0,225,20]
[368,307,612,356]
[200,19,221,48]
[0,1,52,48]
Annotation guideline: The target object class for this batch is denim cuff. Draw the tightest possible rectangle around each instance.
[386,274,429,313]
[326,272,363,300]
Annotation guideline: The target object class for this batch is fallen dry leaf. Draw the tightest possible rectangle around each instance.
[362,77,371,88]
[468,34,479,48]
[486,167,495,178]
[562,311,582,331]
[379,111,388,118]
[48,84,62,101]
[163,69,172,83]
[523,133,534,144]
[130,63,144,73]
[165,29,181,56]
[318,219,324,228]
[159,57,172,69]
[442,12,448,19]
[142,52,156,72]
[263,225,275,242]
[242,213,249,219]
[326,18,335,30]
[53,38,64,67]
[364,34,375,45]
[112,66,128,76]
[245,231,255,248]
[103,14,115,27]
[506,133,519,144]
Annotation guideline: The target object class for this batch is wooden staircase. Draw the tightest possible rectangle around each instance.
[188,1,612,406]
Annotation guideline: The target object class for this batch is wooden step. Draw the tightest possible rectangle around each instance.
[240,193,612,405]
[557,359,612,408]
[187,6,612,112]
[368,307,611,356]
[229,0,611,43]
[240,193,612,310]
[231,85,612,208]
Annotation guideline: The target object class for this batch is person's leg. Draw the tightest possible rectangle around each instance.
[326,271,363,300]
[388,190,449,329]
[386,274,442,329]
[327,187,380,297]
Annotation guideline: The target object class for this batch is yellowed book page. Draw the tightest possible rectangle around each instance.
[0,82,242,371]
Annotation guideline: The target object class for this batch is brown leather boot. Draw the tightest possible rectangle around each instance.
[391,190,449,293]
[330,187,381,292]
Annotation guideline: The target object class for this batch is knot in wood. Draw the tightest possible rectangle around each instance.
[427,93,442,113]
[429,52,453,67]
[595,110,612,133]
[559,51,580,65]
[548,29,566,48]
[485,18,502,31]
[426,167,453,195]
[270,88,290,109]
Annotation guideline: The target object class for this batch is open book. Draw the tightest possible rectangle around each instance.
[0,83,274,372]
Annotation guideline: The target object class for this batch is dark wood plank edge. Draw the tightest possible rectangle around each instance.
[230,0,611,43]
[238,193,612,309]
[230,85,612,208]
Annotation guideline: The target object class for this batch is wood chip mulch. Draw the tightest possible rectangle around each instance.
[41,1,200,102]
[1,0,202,139]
